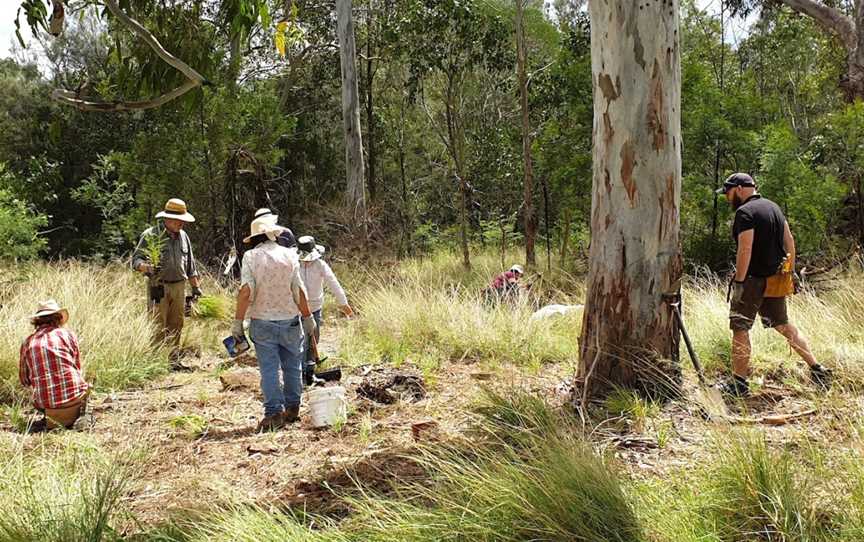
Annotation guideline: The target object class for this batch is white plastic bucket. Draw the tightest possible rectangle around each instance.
[308,386,347,428]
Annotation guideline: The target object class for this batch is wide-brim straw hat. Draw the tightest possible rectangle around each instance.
[155,198,196,223]
[254,208,278,221]
[243,214,284,244]
[31,299,68,325]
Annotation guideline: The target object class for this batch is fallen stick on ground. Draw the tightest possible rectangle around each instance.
[729,409,817,426]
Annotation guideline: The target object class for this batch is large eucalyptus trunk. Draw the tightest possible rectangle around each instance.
[578,0,684,399]
[336,0,368,235]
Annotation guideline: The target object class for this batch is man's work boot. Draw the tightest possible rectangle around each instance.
[718,375,750,398]
[256,413,286,433]
[282,405,300,424]
[809,364,833,391]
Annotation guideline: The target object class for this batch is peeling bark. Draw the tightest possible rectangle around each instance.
[578,0,683,399]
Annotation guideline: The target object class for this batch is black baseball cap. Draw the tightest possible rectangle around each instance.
[716,173,756,194]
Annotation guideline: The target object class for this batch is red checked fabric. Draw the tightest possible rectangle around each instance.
[19,326,89,409]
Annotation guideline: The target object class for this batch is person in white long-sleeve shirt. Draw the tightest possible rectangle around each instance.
[297,236,353,383]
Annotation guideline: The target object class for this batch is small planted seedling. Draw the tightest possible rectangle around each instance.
[142,228,167,270]
[168,414,208,439]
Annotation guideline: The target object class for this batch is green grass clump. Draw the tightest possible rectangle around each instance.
[0,438,132,542]
[156,506,341,542]
[340,389,643,542]
[0,262,166,399]
[193,295,230,320]
[168,414,208,439]
[701,431,828,541]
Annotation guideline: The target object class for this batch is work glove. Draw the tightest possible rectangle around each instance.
[730,281,746,305]
[340,305,355,319]
[191,286,203,300]
[302,315,318,337]
[231,319,245,340]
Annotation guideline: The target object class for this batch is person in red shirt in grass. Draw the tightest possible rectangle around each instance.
[19,300,90,432]
[485,264,525,303]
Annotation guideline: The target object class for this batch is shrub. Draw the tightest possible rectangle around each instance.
[0,166,47,260]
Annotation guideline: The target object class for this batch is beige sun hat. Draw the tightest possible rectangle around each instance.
[297,235,325,262]
[31,299,68,325]
[155,198,196,223]
[254,208,278,221]
[243,214,284,244]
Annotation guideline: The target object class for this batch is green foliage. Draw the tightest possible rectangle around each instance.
[0,442,131,542]
[194,295,230,320]
[142,227,167,269]
[0,166,47,260]
[758,122,845,256]
[71,154,137,253]
[168,414,208,439]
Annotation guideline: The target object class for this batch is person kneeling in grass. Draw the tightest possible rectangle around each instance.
[19,300,90,432]
[297,235,354,385]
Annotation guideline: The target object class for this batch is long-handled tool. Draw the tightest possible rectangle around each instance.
[664,294,729,420]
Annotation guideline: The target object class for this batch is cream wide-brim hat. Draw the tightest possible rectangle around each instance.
[31,299,69,325]
[155,198,196,223]
[243,214,284,244]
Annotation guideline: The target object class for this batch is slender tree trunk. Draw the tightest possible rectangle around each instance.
[336,0,368,236]
[560,206,572,269]
[365,0,377,202]
[710,0,725,265]
[444,74,471,269]
[541,173,552,272]
[516,0,536,267]
[578,0,684,399]
[857,174,864,247]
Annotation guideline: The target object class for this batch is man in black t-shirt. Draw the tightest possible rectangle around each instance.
[716,173,832,396]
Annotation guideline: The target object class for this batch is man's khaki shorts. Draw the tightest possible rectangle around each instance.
[729,276,789,331]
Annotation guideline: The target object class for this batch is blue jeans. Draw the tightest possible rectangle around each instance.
[304,309,322,367]
[250,317,305,417]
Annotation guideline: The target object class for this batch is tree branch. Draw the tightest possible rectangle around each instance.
[779,0,857,51]
[51,0,207,112]
[52,79,199,112]
[103,0,207,84]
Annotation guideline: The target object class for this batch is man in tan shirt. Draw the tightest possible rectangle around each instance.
[132,199,202,368]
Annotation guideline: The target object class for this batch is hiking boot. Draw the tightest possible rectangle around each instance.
[717,375,750,398]
[256,413,286,433]
[282,405,300,424]
[810,364,833,391]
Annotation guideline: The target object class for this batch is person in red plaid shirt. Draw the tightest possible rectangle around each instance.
[19,300,90,432]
